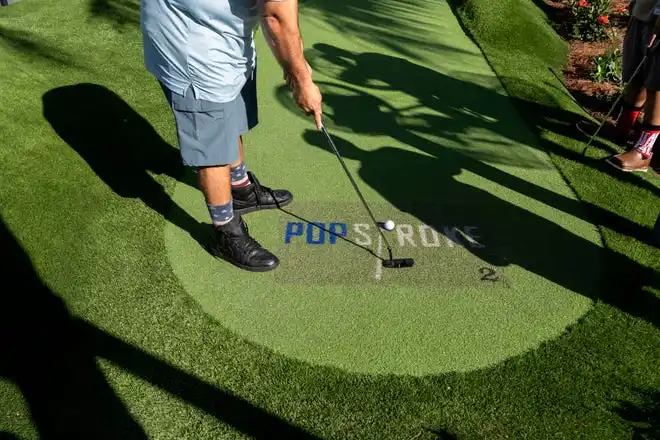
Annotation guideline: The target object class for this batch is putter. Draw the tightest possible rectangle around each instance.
[581,36,659,156]
[320,122,414,269]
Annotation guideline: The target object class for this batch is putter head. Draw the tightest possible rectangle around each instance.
[382,258,415,269]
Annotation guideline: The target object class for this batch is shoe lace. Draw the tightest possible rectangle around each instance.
[248,172,279,208]
[227,219,264,254]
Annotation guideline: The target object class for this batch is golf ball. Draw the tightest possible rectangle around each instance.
[383,220,395,231]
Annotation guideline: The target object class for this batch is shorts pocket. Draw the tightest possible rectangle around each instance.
[171,98,226,116]
[168,88,236,166]
[171,96,225,144]
[193,109,227,151]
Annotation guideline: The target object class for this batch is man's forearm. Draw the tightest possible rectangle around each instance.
[259,0,311,85]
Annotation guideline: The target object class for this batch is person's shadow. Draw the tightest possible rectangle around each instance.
[41,83,211,247]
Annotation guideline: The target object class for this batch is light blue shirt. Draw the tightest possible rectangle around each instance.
[140,0,259,103]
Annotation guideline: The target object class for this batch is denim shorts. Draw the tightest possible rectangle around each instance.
[160,72,258,167]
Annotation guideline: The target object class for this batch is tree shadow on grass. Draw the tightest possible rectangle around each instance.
[289,44,659,245]
[614,389,660,440]
[278,44,659,327]
[0,214,323,439]
[41,83,212,251]
[303,129,659,327]
[430,429,458,440]
[0,433,24,440]
[88,0,139,27]
[304,43,660,199]
[0,216,148,439]
[301,0,476,64]
[0,25,77,67]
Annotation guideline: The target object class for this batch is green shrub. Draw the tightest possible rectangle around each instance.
[570,0,612,41]
[591,48,622,84]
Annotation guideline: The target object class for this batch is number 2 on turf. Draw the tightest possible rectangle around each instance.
[479,267,499,282]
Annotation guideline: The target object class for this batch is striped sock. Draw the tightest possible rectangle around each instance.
[633,125,660,159]
[230,162,250,188]
[208,201,234,227]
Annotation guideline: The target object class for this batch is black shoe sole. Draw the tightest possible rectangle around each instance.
[233,195,293,215]
[212,251,280,272]
[207,244,280,272]
[230,259,280,272]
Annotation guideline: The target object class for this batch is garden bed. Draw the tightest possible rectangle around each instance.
[544,0,631,121]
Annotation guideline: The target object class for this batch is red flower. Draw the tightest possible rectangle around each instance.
[619,6,628,13]
[597,15,610,25]
[578,0,590,7]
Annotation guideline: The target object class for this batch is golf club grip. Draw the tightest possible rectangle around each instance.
[320,124,394,255]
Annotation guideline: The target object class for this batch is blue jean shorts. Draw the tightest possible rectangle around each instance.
[160,73,258,167]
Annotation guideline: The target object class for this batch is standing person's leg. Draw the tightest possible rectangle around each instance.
[162,83,279,272]
[613,88,646,140]
[607,90,660,171]
[227,67,294,215]
[613,16,648,141]
[577,15,647,143]
[607,19,660,172]
[229,137,251,188]
[197,166,232,224]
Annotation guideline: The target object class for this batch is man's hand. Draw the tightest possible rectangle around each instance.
[290,78,323,129]
[259,0,323,129]
[283,46,320,127]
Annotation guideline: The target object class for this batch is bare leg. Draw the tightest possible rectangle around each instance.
[624,82,647,108]
[198,166,231,206]
[230,136,245,169]
[229,136,251,188]
[202,138,279,271]
[229,134,294,215]
[199,137,244,205]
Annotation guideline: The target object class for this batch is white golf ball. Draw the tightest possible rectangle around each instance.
[383,220,395,231]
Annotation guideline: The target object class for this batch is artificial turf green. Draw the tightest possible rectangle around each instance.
[164,0,598,376]
[0,0,659,440]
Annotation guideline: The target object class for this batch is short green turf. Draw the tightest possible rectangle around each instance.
[1,1,659,440]
[164,0,597,376]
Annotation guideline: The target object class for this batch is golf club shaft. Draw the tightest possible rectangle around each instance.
[585,56,646,148]
[584,86,629,150]
[584,38,658,153]
[320,124,395,260]
[279,207,385,261]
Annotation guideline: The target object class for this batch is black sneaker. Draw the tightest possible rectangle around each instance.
[232,172,293,215]
[210,215,279,272]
